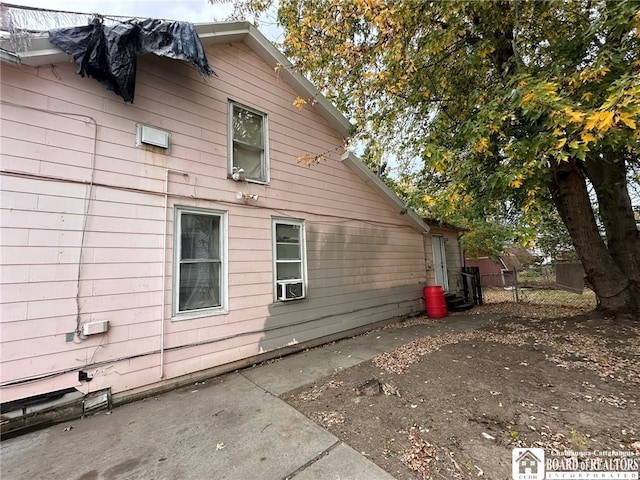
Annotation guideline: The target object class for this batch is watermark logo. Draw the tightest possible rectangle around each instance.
[513,448,545,480]
[512,448,639,479]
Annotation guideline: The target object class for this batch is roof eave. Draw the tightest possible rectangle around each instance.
[1,20,353,138]
[423,218,468,232]
[341,152,430,234]
[0,34,72,66]
[196,22,352,138]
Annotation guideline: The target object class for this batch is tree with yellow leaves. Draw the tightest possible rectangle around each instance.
[221,0,640,314]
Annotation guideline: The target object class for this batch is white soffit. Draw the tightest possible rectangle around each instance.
[195,22,352,138]
[2,18,421,232]
[1,20,353,139]
[341,152,430,234]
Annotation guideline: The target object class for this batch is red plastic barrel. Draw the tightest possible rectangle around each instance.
[424,286,447,318]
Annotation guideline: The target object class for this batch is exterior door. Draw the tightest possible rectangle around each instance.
[432,235,448,292]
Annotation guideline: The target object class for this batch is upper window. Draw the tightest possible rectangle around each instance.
[273,218,306,301]
[229,101,269,183]
[173,207,227,319]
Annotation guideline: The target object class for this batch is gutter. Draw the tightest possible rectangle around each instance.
[341,151,430,234]
[195,21,353,138]
[1,19,353,139]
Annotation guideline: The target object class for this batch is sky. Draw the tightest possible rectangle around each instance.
[5,0,234,24]
[4,0,283,42]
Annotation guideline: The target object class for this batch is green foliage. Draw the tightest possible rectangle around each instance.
[218,0,639,265]
[462,222,515,261]
[535,210,579,261]
[360,142,389,179]
[265,0,640,256]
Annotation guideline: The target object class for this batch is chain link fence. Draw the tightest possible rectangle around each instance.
[480,269,597,312]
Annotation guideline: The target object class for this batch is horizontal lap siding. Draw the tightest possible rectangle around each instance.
[258,221,426,351]
[0,41,426,403]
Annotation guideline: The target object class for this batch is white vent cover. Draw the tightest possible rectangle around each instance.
[83,388,112,414]
[82,320,109,336]
[136,124,171,149]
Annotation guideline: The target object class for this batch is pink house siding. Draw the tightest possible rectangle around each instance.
[1,23,429,407]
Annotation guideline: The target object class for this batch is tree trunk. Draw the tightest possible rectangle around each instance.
[584,152,640,313]
[549,159,633,314]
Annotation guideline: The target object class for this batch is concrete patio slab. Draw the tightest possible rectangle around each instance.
[1,374,337,480]
[0,313,501,480]
[293,443,397,480]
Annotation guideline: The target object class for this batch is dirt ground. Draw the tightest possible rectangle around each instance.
[284,305,640,479]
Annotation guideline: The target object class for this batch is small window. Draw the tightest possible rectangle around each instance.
[273,218,306,301]
[174,207,227,319]
[229,101,269,183]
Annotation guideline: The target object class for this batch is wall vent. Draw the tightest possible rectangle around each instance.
[136,124,171,149]
[83,388,111,415]
[82,320,109,336]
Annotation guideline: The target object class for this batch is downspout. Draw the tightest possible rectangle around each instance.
[160,169,189,378]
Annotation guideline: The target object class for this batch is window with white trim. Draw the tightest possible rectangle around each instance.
[174,207,227,318]
[273,218,306,301]
[229,101,269,183]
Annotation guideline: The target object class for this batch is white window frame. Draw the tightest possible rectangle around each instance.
[228,101,270,184]
[173,206,228,320]
[272,218,307,302]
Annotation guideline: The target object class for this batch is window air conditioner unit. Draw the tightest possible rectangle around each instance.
[277,281,304,301]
